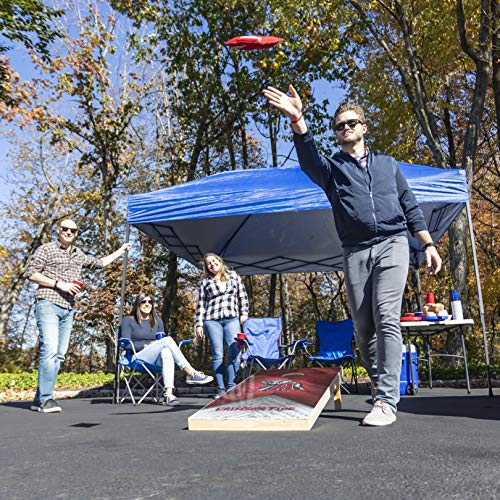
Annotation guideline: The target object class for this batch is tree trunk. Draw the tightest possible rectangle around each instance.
[161,252,179,335]
[268,274,277,317]
[104,324,116,372]
[446,213,470,364]
[269,112,278,168]
[279,274,291,344]
[492,0,500,150]
[243,276,254,317]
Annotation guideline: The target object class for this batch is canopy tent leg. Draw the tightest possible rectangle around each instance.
[466,202,493,397]
[114,224,131,404]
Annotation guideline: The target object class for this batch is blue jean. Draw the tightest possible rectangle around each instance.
[134,336,191,389]
[204,317,241,389]
[343,236,409,413]
[34,300,75,404]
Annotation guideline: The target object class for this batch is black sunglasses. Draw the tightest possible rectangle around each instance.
[60,226,78,234]
[140,298,153,304]
[334,119,363,132]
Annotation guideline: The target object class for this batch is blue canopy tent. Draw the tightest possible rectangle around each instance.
[117,163,492,398]
[126,164,467,274]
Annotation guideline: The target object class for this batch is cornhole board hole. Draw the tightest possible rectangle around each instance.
[188,367,341,431]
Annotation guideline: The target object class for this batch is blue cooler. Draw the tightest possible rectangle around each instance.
[400,344,418,395]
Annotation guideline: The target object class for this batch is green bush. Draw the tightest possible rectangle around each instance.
[0,371,114,392]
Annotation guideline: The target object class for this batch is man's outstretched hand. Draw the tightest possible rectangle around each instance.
[262,85,302,121]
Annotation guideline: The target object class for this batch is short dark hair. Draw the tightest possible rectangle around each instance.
[333,102,365,123]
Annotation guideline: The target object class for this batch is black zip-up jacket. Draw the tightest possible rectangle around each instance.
[294,130,428,248]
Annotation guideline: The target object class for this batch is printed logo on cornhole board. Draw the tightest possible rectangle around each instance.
[188,367,341,431]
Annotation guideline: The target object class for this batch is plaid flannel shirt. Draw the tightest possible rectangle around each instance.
[25,240,103,309]
[195,271,249,327]
[350,146,369,170]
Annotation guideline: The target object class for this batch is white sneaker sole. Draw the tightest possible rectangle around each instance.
[362,415,396,426]
[34,406,62,413]
[186,376,214,385]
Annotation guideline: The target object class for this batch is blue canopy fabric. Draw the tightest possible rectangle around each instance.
[127,164,468,275]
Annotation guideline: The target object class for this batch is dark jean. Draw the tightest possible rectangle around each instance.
[34,300,75,404]
[204,317,241,389]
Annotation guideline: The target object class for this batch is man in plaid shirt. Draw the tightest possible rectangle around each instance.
[25,219,130,413]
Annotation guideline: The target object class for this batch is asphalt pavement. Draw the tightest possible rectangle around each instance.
[1,387,499,500]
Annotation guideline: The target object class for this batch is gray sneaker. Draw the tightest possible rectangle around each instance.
[213,388,226,399]
[163,394,181,407]
[33,399,62,413]
[186,371,214,385]
[362,401,396,426]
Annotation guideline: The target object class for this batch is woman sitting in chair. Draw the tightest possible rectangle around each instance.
[120,293,213,406]
[195,253,249,399]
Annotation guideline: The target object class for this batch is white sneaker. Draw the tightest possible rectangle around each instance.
[363,401,396,426]
[163,394,180,407]
[186,371,214,385]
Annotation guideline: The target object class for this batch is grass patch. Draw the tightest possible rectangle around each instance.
[0,371,114,392]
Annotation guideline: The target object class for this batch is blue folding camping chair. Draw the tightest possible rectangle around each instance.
[116,337,193,405]
[238,317,307,378]
[304,318,358,393]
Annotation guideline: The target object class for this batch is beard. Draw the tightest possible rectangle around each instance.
[337,131,363,146]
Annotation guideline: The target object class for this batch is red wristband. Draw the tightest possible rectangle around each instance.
[290,114,303,125]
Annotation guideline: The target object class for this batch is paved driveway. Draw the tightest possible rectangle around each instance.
[1,388,499,499]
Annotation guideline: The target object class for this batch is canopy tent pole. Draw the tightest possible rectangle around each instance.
[466,202,493,397]
[118,224,131,323]
[114,223,131,404]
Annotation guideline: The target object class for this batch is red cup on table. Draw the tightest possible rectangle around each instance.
[236,333,247,347]
[71,279,83,295]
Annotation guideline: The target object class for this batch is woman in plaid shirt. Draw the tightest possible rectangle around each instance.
[195,253,249,399]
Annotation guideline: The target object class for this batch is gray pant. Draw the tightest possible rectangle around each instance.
[343,236,409,412]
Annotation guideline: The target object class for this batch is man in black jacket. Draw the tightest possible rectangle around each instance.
[263,85,441,426]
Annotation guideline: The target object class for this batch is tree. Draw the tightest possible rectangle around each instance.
[0,0,62,105]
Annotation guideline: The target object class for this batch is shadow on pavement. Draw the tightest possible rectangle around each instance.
[397,395,499,421]
[0,401,33,411]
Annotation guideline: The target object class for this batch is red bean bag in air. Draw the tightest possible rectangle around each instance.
[224,35,284,50]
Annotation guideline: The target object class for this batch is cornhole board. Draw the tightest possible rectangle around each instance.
[188,367,341,431]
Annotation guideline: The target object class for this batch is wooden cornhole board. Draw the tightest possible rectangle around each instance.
[188,367,341,431]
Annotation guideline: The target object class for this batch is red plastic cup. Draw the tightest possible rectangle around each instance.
[426,292,435,304]
[236,333,246,346]
[71,279,83,295]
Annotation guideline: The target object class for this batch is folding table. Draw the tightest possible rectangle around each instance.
[400,319,474,395]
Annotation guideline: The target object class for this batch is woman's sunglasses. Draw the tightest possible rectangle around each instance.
[140,299,153,304]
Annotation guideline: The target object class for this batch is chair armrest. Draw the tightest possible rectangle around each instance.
[118,337,137,355]
[279,338,310,356]
[301,340,318,356]
[234,336,252,348]
[178,339,193,349]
